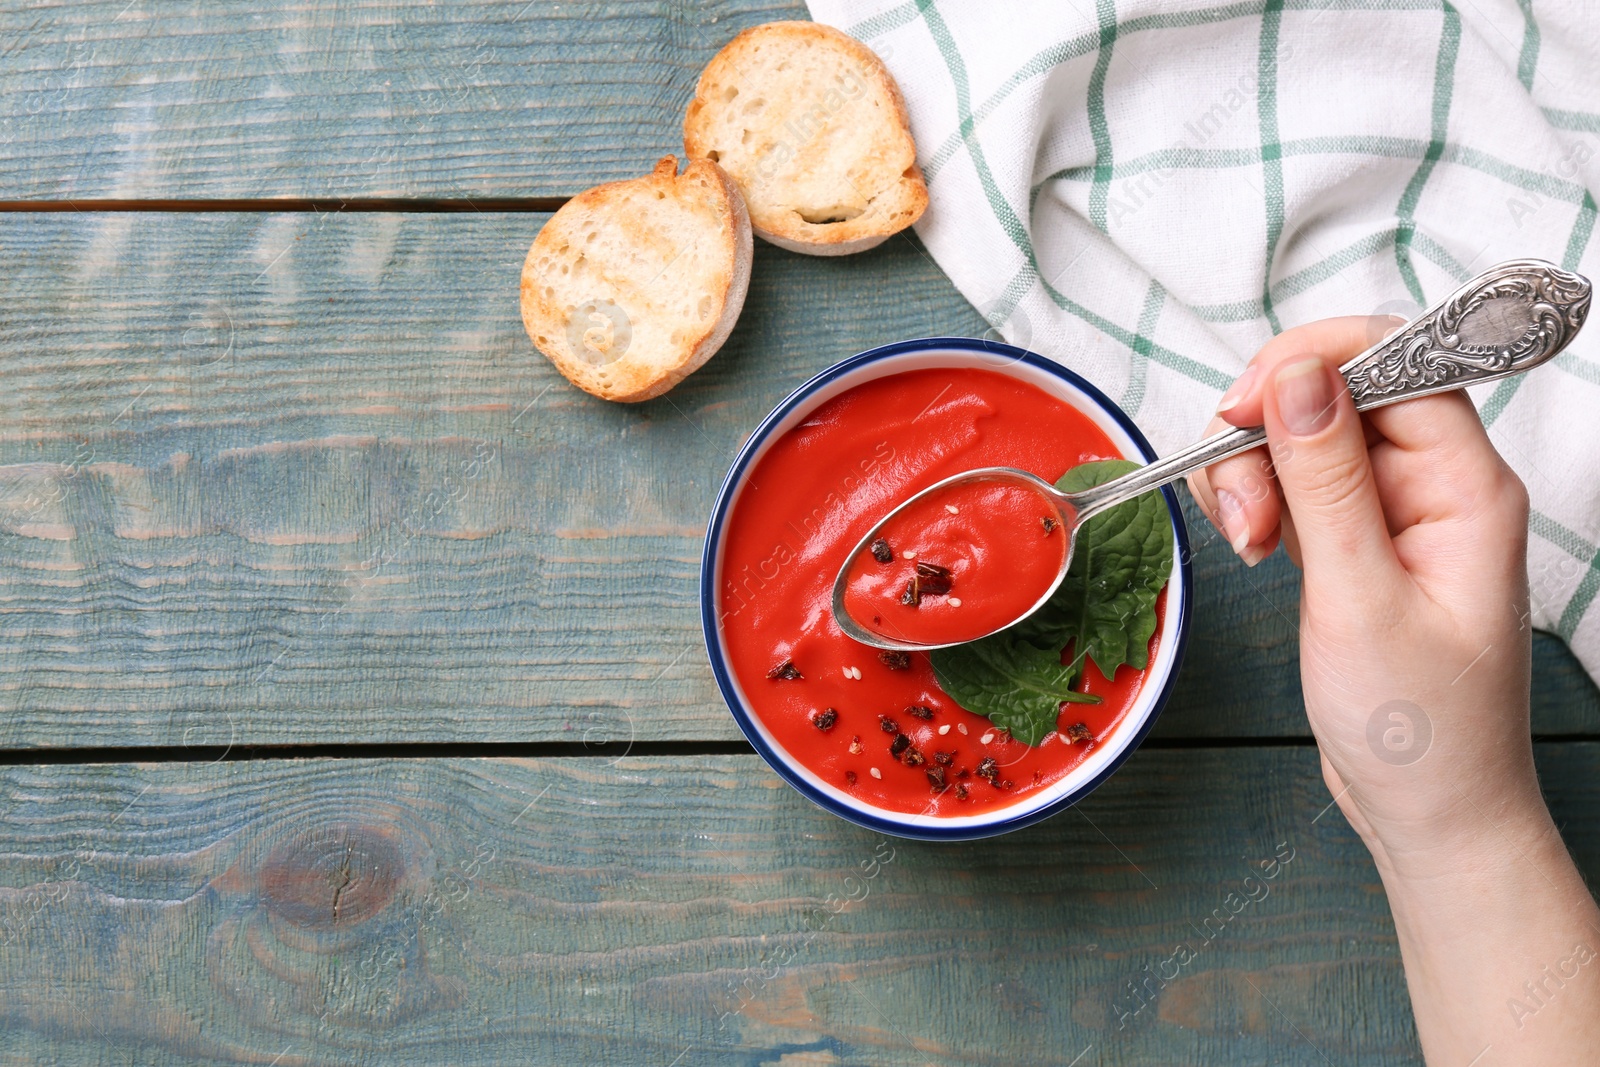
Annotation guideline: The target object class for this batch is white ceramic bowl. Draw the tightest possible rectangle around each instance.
[700,338,1192,840]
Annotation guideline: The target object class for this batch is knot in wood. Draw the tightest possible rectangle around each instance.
[259,825,402,929]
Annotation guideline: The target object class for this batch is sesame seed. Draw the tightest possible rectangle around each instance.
[938,724,951,735]
[957,723,969,736]
[945,504,959,515]
[902,549,916,559]
[980,732,995,745]
[948,597,962,607]
[869,767,883,780]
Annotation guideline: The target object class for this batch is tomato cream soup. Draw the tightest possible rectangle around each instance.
[719,368,1164,816]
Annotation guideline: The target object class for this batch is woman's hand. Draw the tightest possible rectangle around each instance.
[1188,316,1539,856]
[1188,317,1600,1064]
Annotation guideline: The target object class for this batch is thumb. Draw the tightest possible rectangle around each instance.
[1262,356,1402,593]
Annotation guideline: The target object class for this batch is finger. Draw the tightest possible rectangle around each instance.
[1278,505,1302,567]
[1361,389,1519,535]
[1200,317,1397,567]
[1367,414,1530,610]
[1212,446,1281,560]
[1262,356,1405,593]
[1187,462,1284,568]
[1214,315,1404,429]
[1187,416,1283,563]
[1185,457,1228,537]
[1242,525,1282,568]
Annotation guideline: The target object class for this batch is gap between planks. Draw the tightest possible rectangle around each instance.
[4,735,1599,765]
[19,735,1600,766]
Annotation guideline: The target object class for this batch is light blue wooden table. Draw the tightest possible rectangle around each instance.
[0,3,1596,1064]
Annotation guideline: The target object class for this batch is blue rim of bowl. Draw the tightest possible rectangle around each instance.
[699,337,1193,841]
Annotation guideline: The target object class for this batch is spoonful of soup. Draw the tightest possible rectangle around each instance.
[834,259,1591,651]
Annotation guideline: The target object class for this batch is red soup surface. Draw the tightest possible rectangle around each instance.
[719,367,1167,817]
[840,477,1069,646]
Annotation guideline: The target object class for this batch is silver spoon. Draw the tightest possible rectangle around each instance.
[833,258,1592,651]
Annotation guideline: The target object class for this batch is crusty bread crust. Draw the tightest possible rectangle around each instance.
[683,21,927,256]
[521,156,753,402]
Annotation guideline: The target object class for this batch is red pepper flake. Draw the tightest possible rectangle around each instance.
[906,704,934,721]
[957,768,971,779]
[977,757,999,784]
[926,765,947,791]
[878,650,911,670]
[845,770,857,785]
[870,538,894,564]
[889,733,911,758]
[901,746,926,767]
[767,659,803,681]
[900,578,920,607]
[933,750,953,766]
[813,708,838,731]
[878,715,899,734]
[914,560,953,596]
[1065,722,1093,743]
[954,783,969,800]
[1041,516,1058,534]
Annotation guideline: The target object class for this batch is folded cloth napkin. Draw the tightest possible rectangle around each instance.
[805,0,1600,684]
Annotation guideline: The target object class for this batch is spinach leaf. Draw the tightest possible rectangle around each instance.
[1016,459,1173,675]
[930,631,1100,747]
[929,458,1174,745]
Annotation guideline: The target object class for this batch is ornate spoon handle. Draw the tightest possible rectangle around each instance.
[1067,259,1592,524]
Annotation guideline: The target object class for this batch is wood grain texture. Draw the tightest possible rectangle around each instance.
[0,0,807,200]
[0,211,1593,747]
[0,210,991,746]
[20,745,1600,1064]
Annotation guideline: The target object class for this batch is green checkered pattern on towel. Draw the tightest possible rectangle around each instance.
[806,0,1600,685]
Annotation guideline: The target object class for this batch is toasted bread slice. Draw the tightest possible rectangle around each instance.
[683,21,927,256]
[521,156,753,402]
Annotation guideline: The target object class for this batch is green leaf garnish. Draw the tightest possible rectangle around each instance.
[930,458,1174,746]
[930,632,1100,747]
[1016,459,1175,676]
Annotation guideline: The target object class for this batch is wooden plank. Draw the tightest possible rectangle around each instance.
[0,210,1592,747]
[0,210,990,746]
[0,0,806,200]
[20,744,1597,1064]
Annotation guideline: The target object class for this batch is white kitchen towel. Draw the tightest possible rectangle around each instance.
[805,0,1600,684]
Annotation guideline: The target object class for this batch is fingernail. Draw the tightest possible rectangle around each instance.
[1216,364,1258,414]
[1215,489,1251,553]
[1274,358,1336,436]
[1239,542,1270,568]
